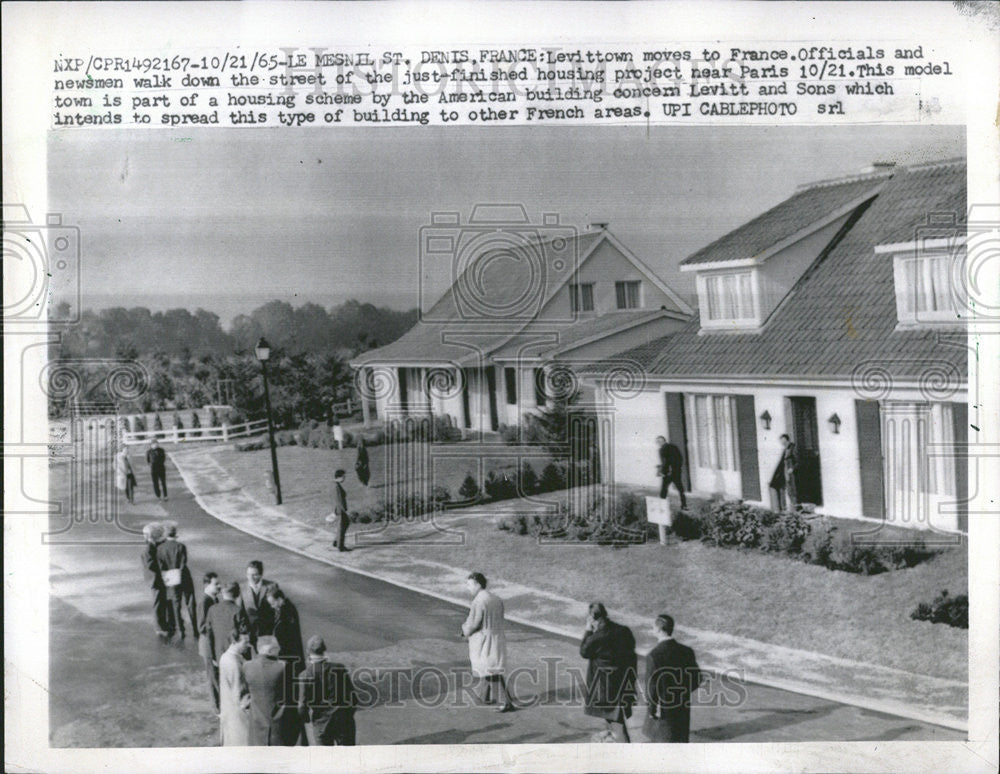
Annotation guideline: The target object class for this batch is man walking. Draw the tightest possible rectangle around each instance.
[141,522,172,639]
[329,469,351,552]
[244,635,304,746]
[198,571,222,710]
[297,635,358,746]
[655,435,687,509]
[206,581,251,665]
[156,523,198,640]
[145,438,168,501]
[461,572,514,713]
[239,560,276,645]
[219,630,253,746]
[643,614,704,743]
[580,602,638,743]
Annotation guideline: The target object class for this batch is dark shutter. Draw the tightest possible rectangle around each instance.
[734,394,761,501]
[854,399,885,521]
[664,392,691,492]
[951,401,968,533]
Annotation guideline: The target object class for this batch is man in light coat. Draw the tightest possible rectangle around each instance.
[219,630,252,746]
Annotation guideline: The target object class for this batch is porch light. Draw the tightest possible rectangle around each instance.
[759,410,772,430]
[828,413,841,434]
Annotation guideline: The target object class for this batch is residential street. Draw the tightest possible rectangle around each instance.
[47,457,964,747]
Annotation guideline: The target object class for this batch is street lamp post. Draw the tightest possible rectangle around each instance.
[255,337,283,505]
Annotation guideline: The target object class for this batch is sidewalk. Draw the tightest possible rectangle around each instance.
[170,447,968,732]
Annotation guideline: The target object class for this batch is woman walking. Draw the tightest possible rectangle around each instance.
[461,572,514,712]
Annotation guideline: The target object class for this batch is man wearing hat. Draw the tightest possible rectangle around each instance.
[243,635,304,746]
[328,469,351,552]
[297,635,358,746]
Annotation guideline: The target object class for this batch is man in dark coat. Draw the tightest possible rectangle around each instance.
[655,435,687,509]
[244,636,304,746]
[297,635,358,745]
[145,438,168,500]
[141,522,172,638]
[206,581,251,664]
[642,613,704,743]
[156,523,198,640]
[329,469,351,552]
[267,586,305,675]
[580,602,638,743]
[239,559,276,645]
[771,434,799,511]
[198,572,222,710]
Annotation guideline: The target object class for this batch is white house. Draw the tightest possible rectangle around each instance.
[351,221,693,433]
[586,159,969,533]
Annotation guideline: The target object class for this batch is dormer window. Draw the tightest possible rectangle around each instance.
[615,281,641,309]
[695,270,760,330]
[876,236,966,326]
[570,282,594,312]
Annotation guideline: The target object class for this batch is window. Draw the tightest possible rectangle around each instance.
[504,367,517,405]
[894,252,960,322]
[688,394,737,471]
[884,401,955,498]
[615,280,641,309]
[570,283,594,312]
[704,272,755,322]
[533,367,547,406]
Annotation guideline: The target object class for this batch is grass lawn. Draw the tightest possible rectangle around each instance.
[210,445,968,682]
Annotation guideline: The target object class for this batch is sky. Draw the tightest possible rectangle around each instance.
[48,124,964,320]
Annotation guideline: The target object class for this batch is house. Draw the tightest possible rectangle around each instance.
[350,213,693,433]
[585,158,969,533]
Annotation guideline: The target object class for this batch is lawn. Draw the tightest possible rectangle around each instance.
[210,445,968,682]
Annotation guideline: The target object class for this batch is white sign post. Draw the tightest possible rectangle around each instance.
[333,423,344,449]
[645,496,674,545]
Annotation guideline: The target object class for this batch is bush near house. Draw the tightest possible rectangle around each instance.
[910,589,968,629]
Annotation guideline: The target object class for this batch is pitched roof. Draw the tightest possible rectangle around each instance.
[588,159,967,383]
[680,171,891,267]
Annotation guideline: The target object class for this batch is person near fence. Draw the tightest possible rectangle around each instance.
[141,522,173,639]
[145,438,168,501]
[199,571,222,711]
[239,560,277,645]
[156,523,198,640]
[642,614,704,743]
[580,602,638,743]
[297,635,358,746]
[219,630,253,746]
[329,470,351,552]
[115,447,136,505]
[461,572,514,712]
[655,435,687,509]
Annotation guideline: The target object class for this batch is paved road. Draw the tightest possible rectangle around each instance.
[47,455,964,747]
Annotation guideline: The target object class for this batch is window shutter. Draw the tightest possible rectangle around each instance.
[854,399,885,520]
[734,395,761,501]
[664,392,691,492]
[951,401,968,532]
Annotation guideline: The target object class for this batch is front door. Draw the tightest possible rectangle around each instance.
[786,396,823,506]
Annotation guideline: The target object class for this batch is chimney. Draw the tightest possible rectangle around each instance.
[861,161,897,174]
[588,222,609,231]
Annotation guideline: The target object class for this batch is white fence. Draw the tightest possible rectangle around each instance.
[123,418,270,446]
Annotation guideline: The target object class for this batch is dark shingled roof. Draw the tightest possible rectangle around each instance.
[681,172,891,266]
[590,159,967,382]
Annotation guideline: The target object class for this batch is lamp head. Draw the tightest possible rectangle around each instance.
[254,337,271,362]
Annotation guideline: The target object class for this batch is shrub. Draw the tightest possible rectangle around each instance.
[484,469,517,501]
[763,510,811,554]
[121,416,132,432]
[499,424,520,445]
[154,413,163,431]
[458,474,481,502]
[910,589,968,629]
[190,410,201,438]
[174,412,185,439]
[430,484,452,505]
[519,462,539,495]
[671,508,702,540]
[432,414,463,442]
[539,462,567,493]
[134,415,146,432]
[209,408,220,427]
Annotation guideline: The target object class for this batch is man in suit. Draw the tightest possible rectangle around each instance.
[642,613,704,743]
[141,522,172,638]
[297,635,357,746]
[655,436,687,509]
[145,438,168,501]
[267,586,305,675]
[329,469,351,551]
[206,581,251,665]
[239,559,276,644]
[156,523,198,640]
[198,571,222,710]
[244,635,304,746]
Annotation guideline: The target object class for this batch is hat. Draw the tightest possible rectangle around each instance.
[307,635,327,655]
[256,635,280,657]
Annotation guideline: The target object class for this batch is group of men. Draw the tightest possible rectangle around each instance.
[141,528,358,746]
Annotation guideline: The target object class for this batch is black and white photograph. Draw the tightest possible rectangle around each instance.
[4,2,998,773]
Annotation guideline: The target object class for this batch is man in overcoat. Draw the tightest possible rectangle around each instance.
[642,613,704,743]
[267,586,305,675]
[206,581,251,665]
[297,635,358,745]
[243,636,304,746]
[156,522,198,640]
[580,602,638,742]
[141,522,172,638]
[239,559,276,644]
[329,469,351,551]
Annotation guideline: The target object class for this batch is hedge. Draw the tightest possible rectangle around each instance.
[910,589,968,629]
